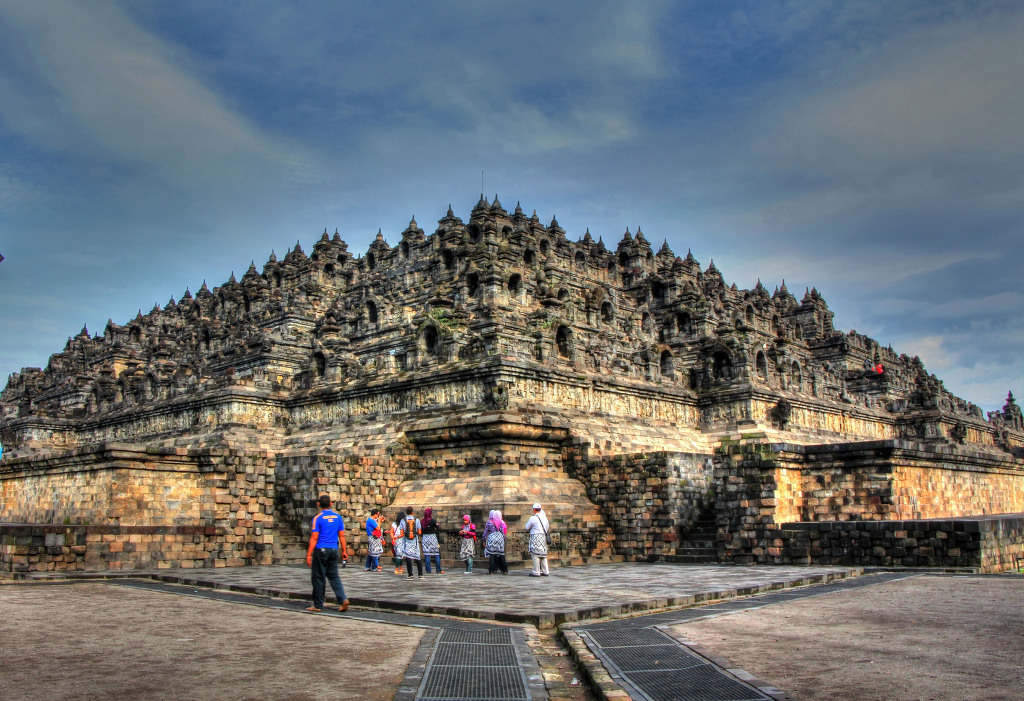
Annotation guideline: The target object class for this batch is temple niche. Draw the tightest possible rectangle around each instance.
[1,196,1022,573]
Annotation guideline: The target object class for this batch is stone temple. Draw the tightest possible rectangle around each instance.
[2,196,1023,573]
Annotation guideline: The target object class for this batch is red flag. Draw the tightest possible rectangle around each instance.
[874,364,884,374]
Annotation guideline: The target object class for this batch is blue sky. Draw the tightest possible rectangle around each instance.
[0,1,1021,411]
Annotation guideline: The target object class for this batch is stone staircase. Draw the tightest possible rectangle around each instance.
[672,510,719,563]
[271,528,306,565]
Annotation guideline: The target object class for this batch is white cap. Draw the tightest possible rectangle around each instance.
[532,503,542,510]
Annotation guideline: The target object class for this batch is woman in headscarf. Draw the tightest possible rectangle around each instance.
[483,509,508,575]
[390,511,405,574]
[458,514,477,574]
[398,506,423,579]
[420,507,443,574]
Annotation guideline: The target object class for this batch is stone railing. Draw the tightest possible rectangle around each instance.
[772,514,1024,573]
[0,523,270,574]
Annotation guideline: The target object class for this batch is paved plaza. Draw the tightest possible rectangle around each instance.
[0,581,424,701]
[134,562,860,627]
[4,564,1021,700]
[669,574,1024,700]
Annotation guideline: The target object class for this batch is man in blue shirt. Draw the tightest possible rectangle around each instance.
[305,494,350,612]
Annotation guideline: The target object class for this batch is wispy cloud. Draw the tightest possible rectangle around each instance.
[0,1,1021,414]
[895,324,1024,406]
[149,1,671,159]
[880,292,1024,321]
[757,11,1024,171]
[0,0,320,190]
[0,166,43,209]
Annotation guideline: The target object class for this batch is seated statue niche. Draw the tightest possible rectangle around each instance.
[484,381,510,409]
[711,350,733,381]
[770,398,792,429]
[420,325,442,359]
[659,350,674,380]
[555,325,572,359]
[334,350,363,382]
[313,351,327,378]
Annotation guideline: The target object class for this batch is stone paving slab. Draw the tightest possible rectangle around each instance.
[52,562,861,627]
[9,563,866,700]
[564,572,912,701]
[0,580,423,701]
[109,579,549,701]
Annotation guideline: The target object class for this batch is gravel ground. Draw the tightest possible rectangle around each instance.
[0,582,423,701]
[671,575,1024,701]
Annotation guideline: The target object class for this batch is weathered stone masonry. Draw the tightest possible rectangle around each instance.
[711,439,1024,570]
[0,442,275,571]
[2,196,1023,573]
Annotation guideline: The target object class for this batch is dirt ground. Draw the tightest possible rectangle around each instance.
[0,582,423,701]
[672,575,1024,701]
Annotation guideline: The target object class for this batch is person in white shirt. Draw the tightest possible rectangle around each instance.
[524,503,550,577]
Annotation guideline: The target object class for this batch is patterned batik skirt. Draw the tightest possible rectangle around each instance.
[368,534,384,557]
[528,532,548,556]
[484,530,505,556]
[400,537,420,560]
[458,537,476,561]
[421,533,440,556]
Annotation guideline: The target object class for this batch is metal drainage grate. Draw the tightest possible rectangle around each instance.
[581,625,771,701]
[604,644,706,673]
[586,627,672,647]
[433,642,519,667]
[440,628,514,645]
[418,628,528,701]
[418,665,528,700]
[628,667,769,701]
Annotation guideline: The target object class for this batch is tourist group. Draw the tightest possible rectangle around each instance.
[365,503,552,578]
[305,496,552,612]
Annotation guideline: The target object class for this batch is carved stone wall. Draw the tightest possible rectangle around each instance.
[274,448,417,557]
[0,445,202,525]
[0,524,227,573]
[567,450,712,561]
[2,197,1023,573]
[393,416,609,538]
[6,198,1020,462]
[779,514,1024,573]
[712,441,1024,569]
[0,444,276,571]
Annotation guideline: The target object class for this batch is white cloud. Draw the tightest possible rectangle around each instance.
[682,5,1024,256]
[0,1,320,189]
[886,318,1024,410]
[208,1,671,158]
[919,291,1024,320]
[899,334,957,371]
[754,9,1024,176]
[0,166,43,209]
[924,360,1023,413]
[724,249,974,295]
